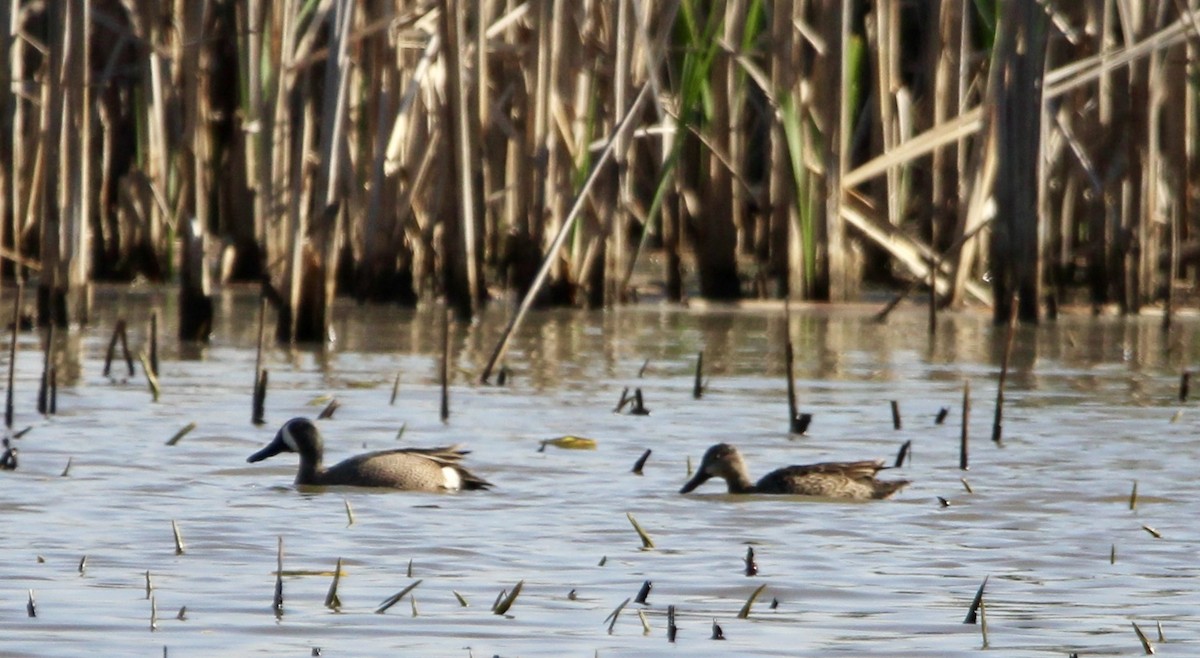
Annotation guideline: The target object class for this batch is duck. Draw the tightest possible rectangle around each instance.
[247,417,492,491]
[680,443,908,499]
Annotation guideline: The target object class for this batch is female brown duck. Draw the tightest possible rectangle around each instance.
[248,417,492,491]
[680,443,907,499]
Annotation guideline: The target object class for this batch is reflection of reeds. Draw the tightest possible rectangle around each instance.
[5,283,21,429]
[960,381,970,471]
[440,306,450,422]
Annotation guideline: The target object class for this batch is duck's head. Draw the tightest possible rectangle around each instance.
[248,417,324,465]
[679,443,746,493]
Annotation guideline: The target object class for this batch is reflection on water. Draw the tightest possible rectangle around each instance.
[2,286,1200,656]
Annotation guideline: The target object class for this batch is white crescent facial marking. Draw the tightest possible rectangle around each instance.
[441,466,462,491]
[281,424,300,452]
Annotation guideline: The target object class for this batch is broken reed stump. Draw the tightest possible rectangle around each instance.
[992,297,1019,445]
[667,604,677,643]
[273,537,284,616]
[744,547,758,576]
[935,407,949,424]
[324,558,344,610]
[693,351,704,399]
[629,389,650,415]
[1,439,17,470]
[252,369,268,425]
[964,575,987,624]
[171,520,185,555]
[613,387,632,413]
[104,319,136,378]
[634,580,652,604]
[165,423,196,446]
[491,580,523,616]
[631,449,651,475]
[737,583,767,619]
[890,400,901,430]
[1132,621,1155,654]
[253,292,267,424]
[604,597,630,634]
[961,381,970,471]
[6,281,21,429]
[785,341,810,434]
[626,512,655,549]
[317,398,340,419]
[379,581,427,612]
[140,352,161,402]
[894,440,911,468]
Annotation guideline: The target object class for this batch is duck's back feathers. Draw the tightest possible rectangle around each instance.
[681,443,909,499]
[248,418,493,491]
[757,460,908,498]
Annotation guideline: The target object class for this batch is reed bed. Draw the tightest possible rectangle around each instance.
[0,2,1194,341]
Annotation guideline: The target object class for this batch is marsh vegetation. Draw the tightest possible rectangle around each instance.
[1,1,1197,341]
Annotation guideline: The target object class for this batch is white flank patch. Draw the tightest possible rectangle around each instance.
[441,466,462,490]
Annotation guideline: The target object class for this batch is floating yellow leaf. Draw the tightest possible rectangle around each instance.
[540,436,598,450]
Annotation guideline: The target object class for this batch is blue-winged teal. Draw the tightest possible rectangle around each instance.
[680,443,908,499]
[248,417,492,491]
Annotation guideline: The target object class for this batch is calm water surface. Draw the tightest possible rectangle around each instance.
[2,288,1199,656]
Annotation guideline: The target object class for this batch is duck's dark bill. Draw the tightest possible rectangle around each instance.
[247,437,287,463]
[679,471,712,493]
